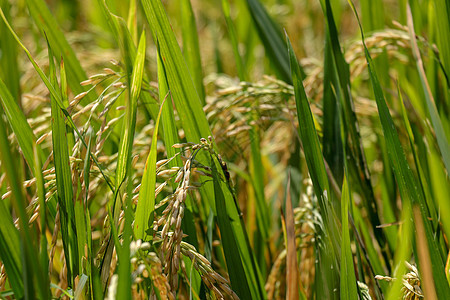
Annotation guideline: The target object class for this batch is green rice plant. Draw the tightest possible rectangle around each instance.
[0,0,449,299]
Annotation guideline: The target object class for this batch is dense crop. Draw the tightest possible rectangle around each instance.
[0,0,449,299]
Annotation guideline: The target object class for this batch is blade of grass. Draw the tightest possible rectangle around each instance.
[287,32,340,298]
[406,4,450,175]
[0,0,20,100]
[221,0,246,81]
[0,94,48,299]
[245,0,303,83]
[0,188,23,298]
[286,33,335,226]
[97,0,160,126]
[140,0,211,142]
[115,30,146,202]
[181,0,205,105]
[141,0,217,241]
[24,0,95,105]
[0,9,115,192]
[322,31,344,186]
[286,33,329,202]
[248,125,270,253]
[127,0,138,43]
[82,127,95,298]
[157,42,181,167]
[349,2,450,297]
[321,0,388,266]
[398,85,439,227]
[48,39,78,285]
[157,41,203,296]
[100,31,147,289]
[33,143,51,300]
[134,86,165,241]
[116,187,133,299]
[0,77,37,172]
[211,156,252,300]
[432,0,450,77]
[337,73,359,298]
[340,176,358,299]
[222,0,270,250]
[386,201,412,300]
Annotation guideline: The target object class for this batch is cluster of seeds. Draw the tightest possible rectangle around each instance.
[180,241,239,300]
[375,261,423,299]
[151,137,217,288]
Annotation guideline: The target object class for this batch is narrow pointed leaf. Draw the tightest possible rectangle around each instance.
[349,2,450,297]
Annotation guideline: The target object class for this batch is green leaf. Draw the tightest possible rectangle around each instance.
[115,31,146,191]
[286,33,330,212]
[248,127,270,241]
[340,176,358,299]
[386,202,412,300]
[0,89,46,299]
[349,2,450,297]
[48,39,78,285]
[96,0,160,125]
[24,0,95,105]
[245,0,301,83]
[221,0,246,81]
[116,189,133,299]
[406,4,450,175]
[211,156,252,300]
[321,0,388,267]
[140,0,211,142]
[0,192,23,298]
[0,8,114,193]
[287,31,340,298]
[157,43,180,165]
[34,142,51,300]
[0,77,36,172]
[0,0,20,100]
[181,0,205,104]
[134,84,165,241]
[432,0,450,77]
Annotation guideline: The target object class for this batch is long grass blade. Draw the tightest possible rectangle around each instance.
[0,8,114,192]
[321,0,388,264]
[24,0,94,104]
[140,0,210,142]
[287,31,340,298]
[0,174,23,298]
[134,86,165,241]
[0,0,20,100]
[221,0,246,81]
[48,38,78,285]
[115,31,146,196]
[0,77,36,171]
[386,201,412,300]
[211,156,252,299]
[0,93,47,299]
[181,0,205,104]
[340,176,358,299]
[406,4,450,174]
[349,2,450,297]
[245,0,300,83]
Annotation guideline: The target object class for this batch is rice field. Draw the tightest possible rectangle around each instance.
[0,0,449,299]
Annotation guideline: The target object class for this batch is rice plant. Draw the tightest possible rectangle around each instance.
[0,0,449,299]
